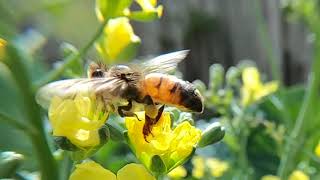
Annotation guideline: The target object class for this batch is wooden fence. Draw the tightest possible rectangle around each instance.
[134,0,312,85]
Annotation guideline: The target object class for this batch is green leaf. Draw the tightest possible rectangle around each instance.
[106,122,125,142]
[150,155,166,176]
[198,122,225,148]
[123,130,130,144]
[99,124,110,144]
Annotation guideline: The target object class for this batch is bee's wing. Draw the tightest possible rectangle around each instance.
[36,77,124,109]
[141,50,189,74]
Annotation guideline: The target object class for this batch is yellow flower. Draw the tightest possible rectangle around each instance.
[125,112,201,173]
[168,166,187,179]
[70,161,116,180]
[241,67,279,106]
[117,163,155,180]
[315,141,320,157]
[206,158,229,178]
[261,175,281,180]
[288,170,309,180]
[95,0,132,21]
[192,156,205,179]
[96,17,140,62]
[70,161,155,180]
[49,94,108,148]
[0,38,7,60]
[135,0,163,18]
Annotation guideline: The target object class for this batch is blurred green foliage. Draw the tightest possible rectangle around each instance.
[1,0,320,180]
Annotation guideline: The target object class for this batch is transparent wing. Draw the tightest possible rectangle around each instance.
[141,50,189,74]
[36,77,124,109]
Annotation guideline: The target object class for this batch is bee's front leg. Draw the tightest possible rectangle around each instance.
[118,100,140,120]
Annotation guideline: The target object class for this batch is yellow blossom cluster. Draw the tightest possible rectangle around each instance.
[49,94,108,148]
[192,156,229,179]
[261,170,309,180]
[95,0,163,62]
[125,112,202,173]
[241,67,279,106]
[70,161,155,180]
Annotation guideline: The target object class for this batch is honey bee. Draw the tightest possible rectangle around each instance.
[36,50,204,140]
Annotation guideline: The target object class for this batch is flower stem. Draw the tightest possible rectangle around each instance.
[33,18,109,89]
[0,112,36,135]
[253,0,281,82]
[278,27,320,178]
[237,114,251,179]
[4,45,59,179]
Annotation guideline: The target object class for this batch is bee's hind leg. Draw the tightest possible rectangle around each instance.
[143,105,165,142]
[154,105,165,124]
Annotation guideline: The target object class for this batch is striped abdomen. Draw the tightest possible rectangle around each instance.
[142,73,204,113]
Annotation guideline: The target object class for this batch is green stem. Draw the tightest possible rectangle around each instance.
[278,28,320,178]
[4,45,58,180]
[34,17,109,89]
[61,155,73,180]
[237,111,251,179]
[228,107,251,179]
[0,112,36,135]
[253,0,281,82]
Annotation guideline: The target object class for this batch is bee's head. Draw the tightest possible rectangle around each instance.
[180,83,204,113]
[108,65,132,75]
[108,65,141,83]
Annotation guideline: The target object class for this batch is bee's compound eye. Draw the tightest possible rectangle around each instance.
[92,70,104,78]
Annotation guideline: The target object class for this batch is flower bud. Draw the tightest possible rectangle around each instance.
[0,151,24,178]
[198,122,225,148]
[209,64,224,91]
[129,0,163,22]
[95,0,133,21]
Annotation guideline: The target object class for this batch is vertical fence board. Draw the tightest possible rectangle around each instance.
[133,0,311,84]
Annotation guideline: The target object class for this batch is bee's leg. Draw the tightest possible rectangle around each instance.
[143,105,165,141]
[140,95,154,105]
[143,117,152,142]
[117,100,141,121]
[154,105,165,124]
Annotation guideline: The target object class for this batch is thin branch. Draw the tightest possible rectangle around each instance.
[0,112,36,135]
[253,0,282,82]
[33,18,109,89]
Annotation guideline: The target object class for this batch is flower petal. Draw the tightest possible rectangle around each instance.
[288,170,310,180]
[168,166,187,179]
[48,94,108,148]
[70,161,116,180]
[315,141,320,157]
[117,163,155,180]
[97,17,140,62]
[125,112,201,173]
